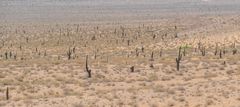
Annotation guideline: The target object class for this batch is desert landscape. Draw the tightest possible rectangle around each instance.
[0,0,240,107]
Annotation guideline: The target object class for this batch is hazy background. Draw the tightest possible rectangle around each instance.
[0,0,240,23]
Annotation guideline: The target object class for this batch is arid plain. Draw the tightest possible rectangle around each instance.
[1,0,240,107]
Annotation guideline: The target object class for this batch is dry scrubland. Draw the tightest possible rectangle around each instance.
[0,15,240,107]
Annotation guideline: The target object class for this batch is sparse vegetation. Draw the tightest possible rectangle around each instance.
[0,1,240,107]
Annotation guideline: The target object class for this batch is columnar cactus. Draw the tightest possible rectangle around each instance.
[130,66,134,72]
[5,52,8,59]
[127,40,130,46]
[176,47,182,71]
[150,51,154,61]
[67,48,72,60]
[183,47,186,56]
[86,55,91,78]
[159,48,163,57]
[233,48,237,55]
[6,87,9,100]
[219,49,222,59]
[141,46,144,53]
[200,47,206,56]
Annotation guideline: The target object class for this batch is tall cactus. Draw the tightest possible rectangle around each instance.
[67,48,72,60]
[176,47,182,71]
[86,55,91,78]
[159,48,163,57]
[233,48,237,55]
[150,51,154,61]
[5,52,8,59]
[130,66,134,72]
[6,87,9,100]
[200,47,206,56]
[219,49,222,59]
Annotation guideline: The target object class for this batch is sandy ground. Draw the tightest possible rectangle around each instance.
[0,14,240,107]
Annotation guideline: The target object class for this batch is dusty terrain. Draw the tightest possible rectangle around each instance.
[0,14,240,107]
[1,0,240,107]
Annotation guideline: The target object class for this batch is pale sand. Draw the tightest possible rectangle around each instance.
[0,14,240,107]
